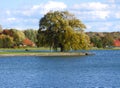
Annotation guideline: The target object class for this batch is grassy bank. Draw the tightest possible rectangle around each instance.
[0,47,90,56]
[0,46,119,57]
[91,47,120,50]
[0,52,87,56]
[0,47,50,51]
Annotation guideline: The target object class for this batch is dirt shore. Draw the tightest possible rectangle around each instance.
[0,52,91,56]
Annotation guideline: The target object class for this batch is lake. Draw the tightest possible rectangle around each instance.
[0,50,120,88]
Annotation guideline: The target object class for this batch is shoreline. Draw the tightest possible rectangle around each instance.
[0,52,93,57]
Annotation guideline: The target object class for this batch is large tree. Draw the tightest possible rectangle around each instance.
[37,11,90,52]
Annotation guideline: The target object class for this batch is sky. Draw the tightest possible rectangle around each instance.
[0,0,120,32]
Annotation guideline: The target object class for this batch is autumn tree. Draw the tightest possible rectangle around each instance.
[24,29,37,43]
[90,36,103,48]
[102,34,114,48]
[3,29,26,46]
[0,34,14,48]
[10,29,26,46]
[37,11,90,52]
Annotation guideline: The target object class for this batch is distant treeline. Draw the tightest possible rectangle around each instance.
[86,32,120,48]
[0,26,120,49]
[0,28,37,48]
[86,32,120,39]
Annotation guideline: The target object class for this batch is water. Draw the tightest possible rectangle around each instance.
[0,50,120,88]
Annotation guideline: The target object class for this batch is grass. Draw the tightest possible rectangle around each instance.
[0,47,50,50]
[0,47,87,56]
[91,47,120,50]
[0,52,87,56]
[0,46,119,56]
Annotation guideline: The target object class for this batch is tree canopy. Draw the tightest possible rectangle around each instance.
[0,34,14,48]
[89,32,114,48]
[37,11,90,52]
[3,29,26,46]
[24,29,37,43]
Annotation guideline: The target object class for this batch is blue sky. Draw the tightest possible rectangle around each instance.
[0,0,120,32]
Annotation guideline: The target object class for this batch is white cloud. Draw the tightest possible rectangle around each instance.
[21,5,42,16]
[72,2,111,20]
[86,21,120,32]
[6,10,11,15]
[107,0,115,3]
[44,1,67,10]
[42,1,67,14]
[73,2,109,10]
[32,5,41,10]
[91,11,110,19]
[115,12,120,19]
[1,1,120,32]
[21,1,67,16]
[115,25,120,29]
[72,10,110,20]
[7,17,16,22]
[1,1,67,29]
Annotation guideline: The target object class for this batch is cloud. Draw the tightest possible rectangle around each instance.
[1,1,67,29]
[86,22,110,32]
[21,1,67,16]
[6,10,11,15]
[0,1,75,29]
[86,21,120,32]
[115,25,120,29]
[115,12,120,19]
[43,1,67,13]
[72,2,111,21]
[73,2,109,10]
[7,17,16,22]
[91,11,110,19]
[0,0,120,32]
[107,0,115,3]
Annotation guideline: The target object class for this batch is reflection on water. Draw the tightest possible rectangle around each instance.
[0,50,120,88]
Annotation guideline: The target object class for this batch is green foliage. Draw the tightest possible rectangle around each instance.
[9,29,26,46]
[24,29,37,43]
[102,34,114,48]
[37,11,90,52]
[2,29,26,46]
[90,33,114,48]
[0,34,14,48]
[90,36,103,48]
[77,33,91,49]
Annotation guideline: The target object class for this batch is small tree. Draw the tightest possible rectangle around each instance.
[37,11,90,52]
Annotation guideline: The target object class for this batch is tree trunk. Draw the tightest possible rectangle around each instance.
[50,46,52,52]
[60,45,64,52]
